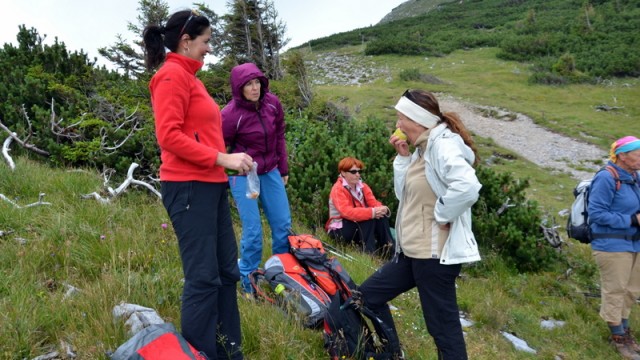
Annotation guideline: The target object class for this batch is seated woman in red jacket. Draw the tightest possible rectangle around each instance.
[325,157,394,256]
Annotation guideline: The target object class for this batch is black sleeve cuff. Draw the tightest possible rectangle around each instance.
[632,214,639,227]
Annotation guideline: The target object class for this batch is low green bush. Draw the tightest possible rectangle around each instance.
[473,166,564,273]
[286,102,563,273]
[285,101,398,230]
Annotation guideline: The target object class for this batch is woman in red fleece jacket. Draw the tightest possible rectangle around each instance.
[143,9,251,360]
[326,157,394,257]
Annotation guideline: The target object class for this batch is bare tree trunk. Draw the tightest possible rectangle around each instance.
[254,3,268,74]
[584,4,593,31]
[241,0,253,58]
[263,0,286,79]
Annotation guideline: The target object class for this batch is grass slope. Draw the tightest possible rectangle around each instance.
[0,147,634,359]
[379,0,456,24]
[2,47,639,359]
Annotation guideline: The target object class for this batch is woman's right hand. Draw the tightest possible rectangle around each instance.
[217,152,253,174]
[390,135,410,156]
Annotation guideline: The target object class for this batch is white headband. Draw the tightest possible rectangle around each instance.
[394,96,440,129]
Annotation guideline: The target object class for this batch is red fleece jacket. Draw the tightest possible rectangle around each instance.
[328,178,383,223]
[150,53,227,182]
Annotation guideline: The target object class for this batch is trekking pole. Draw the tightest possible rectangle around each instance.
[322,242,378,271]
[322,242,357,262]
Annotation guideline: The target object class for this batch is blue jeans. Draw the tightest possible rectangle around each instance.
[229,168,292,290]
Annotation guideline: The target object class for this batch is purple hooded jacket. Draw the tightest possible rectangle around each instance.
[221,63,288,176]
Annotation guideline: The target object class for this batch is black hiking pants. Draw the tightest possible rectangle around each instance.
[359,252,467,360]
[328,217,394,256]
[162,181,243,360]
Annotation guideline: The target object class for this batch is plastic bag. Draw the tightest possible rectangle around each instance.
[246,161,260,199]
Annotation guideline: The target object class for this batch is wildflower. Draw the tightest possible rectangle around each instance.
[100,235,106,240]
[161,223,168,229]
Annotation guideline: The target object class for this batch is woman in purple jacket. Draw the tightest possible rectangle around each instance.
[222,62,292,296]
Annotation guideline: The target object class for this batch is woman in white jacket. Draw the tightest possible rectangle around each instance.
[359,89,481,360]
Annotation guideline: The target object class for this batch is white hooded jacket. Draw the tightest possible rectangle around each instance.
[393,123,482,265]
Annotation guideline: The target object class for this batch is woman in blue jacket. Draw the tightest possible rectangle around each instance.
[589,136,640,359]
[222,63,292,296]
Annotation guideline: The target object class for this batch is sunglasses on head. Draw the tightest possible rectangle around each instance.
[346,169,363,174]
[179,9,201,37]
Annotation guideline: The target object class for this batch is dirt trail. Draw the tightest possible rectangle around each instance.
[307,52,607,181]
[437,96,606,181]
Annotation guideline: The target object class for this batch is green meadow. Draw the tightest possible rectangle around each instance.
[2,43,639,358]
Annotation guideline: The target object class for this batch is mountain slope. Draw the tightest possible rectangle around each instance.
[300,0,640,80]
[378,0,457,24]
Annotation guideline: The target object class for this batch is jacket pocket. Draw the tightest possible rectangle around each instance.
[161,182,192,225]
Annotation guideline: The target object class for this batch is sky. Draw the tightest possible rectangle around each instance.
[1,0,406,68]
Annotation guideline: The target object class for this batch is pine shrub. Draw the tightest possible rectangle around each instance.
[285,107,563,273]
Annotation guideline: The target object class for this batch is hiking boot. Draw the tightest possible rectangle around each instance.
[392,349,405,360]
[610,334,640,359]
[626,328,640,353]
[240,275,254,294]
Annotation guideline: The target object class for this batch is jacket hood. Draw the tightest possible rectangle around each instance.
[429,123,476,166]
[229,63,269,106]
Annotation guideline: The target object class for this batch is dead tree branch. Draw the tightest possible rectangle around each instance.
[595,104,624,112]
[2,134,15,170]
[0,193,51,208]
[0,117,50,157]
[99,105,142,155]
[0,229,15,237]
[108,163,160,198]
[541,223,562,248]
[81,162,161,203]
[50,99,83,140]
[496,197,516,215]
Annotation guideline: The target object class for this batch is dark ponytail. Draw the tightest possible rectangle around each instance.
[143,25,166,71]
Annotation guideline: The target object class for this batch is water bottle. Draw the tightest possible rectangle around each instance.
[274,284,310,317]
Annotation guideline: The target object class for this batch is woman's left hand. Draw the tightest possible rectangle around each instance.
[282,175,289,185]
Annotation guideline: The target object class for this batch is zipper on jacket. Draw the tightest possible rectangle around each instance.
[257,112,269,173]
[194,131,200,143]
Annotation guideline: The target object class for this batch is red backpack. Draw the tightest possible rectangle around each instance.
[110,323,207,360]
[286,234,402,359]
[260,252,331,328]
[250,233,402,359]
[287,234,356,298]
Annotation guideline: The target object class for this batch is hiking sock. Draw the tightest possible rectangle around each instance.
[610,323,626,336]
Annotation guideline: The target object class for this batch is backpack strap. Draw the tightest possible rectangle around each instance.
[604,165,622,191]
[248,269,276,304]
[593,165,640,241]
[343,185,368,208]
